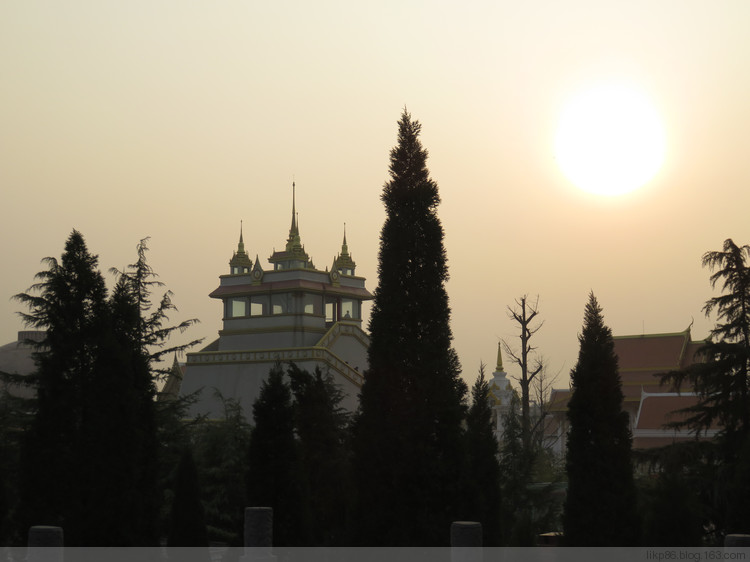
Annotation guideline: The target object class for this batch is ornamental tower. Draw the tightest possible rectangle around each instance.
[489,342,515,441]
[180,184,373,419]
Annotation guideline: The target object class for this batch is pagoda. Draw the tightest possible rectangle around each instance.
[180,184,373,419]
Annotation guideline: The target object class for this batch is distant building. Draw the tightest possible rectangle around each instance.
[544,326,716,454]
[0,330,44,400]
[179,185,373,419]
[488,343,515,441]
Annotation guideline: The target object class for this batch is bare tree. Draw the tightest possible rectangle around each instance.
[529,358,561,452]
[501,295,544,453]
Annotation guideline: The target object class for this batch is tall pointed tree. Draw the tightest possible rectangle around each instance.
[462,364,502,546]
[351,110,467,545]
[287,363,350,546]
[15,230,110,544]
[563,293,639,546]
[246,363,310,546]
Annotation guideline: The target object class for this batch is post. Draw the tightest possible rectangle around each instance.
[451,521,482,562]
[725,534,750,547]
[240,507,275,562]
[27,526,64,562]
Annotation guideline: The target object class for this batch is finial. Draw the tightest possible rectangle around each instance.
[290,181,297,234]
[237,220,246,254]
[341,223,349,256]
[496,342,504,372]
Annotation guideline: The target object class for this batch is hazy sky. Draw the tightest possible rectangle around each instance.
[3,1,750,391]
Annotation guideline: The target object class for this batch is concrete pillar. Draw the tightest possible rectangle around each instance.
[451,521,482,562]
[27,526,63,562]
[241,507,275,562]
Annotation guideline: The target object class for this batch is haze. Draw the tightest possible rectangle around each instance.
[2,1,750,389]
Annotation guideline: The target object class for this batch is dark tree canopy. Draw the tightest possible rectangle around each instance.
[563,293,639,546]
[351,110,467,546]
[246,363,310,546]
[287,364,350,546]
[14,231,200,545]
[660,238,750,534]
[462,365,502,546]
[168,447,208,547]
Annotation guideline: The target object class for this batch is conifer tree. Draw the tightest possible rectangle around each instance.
[287,364,350,546]
[246,363,310,546]
[563,293,639,546]
[15,232,201,545]
[498,393,534,545]
[462,365,502,545]
[351,110,467,545]
[168,447,208,547]
[193,393,251,545]
[660,239,750,534]
[15,230,111,544]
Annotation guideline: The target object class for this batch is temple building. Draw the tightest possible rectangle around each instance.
[544,325,717,454]
[179,185,373,419]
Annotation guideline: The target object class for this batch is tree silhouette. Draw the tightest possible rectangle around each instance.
[351,110,467,545]
[462,364,502,545]
[661,239,750,534]
[563,293,639,546]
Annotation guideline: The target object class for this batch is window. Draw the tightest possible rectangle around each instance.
[229,298,247,318]
[303,293,321,315]
[325,297,338,323]
[250,295,269,316]
[341,298,359,320]
[272,293,291,315]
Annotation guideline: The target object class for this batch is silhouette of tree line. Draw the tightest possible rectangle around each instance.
[1,110,749,547]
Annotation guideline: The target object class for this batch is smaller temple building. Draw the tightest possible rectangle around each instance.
[180,186,373,419]
[544,325,716,454]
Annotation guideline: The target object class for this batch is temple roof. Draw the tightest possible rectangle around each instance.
[210,278,373,300]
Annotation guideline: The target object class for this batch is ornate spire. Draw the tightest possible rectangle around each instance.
[496,341,504,372]
[333,223,356,275]
[285,182,304,253]
[238,220,246,254]
[269,182,312,269]
[229,220,253,273]
[341,223,349,257]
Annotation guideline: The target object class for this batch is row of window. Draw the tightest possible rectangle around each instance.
[226,293,361,321]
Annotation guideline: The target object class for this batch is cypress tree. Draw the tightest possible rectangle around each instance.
[246,363,310,546]
[351,110,467,545]
[563,293,639,546]
[462,365,502,545]
[193,393,251,545]
[287,364,350,546]
[168,447,208,547]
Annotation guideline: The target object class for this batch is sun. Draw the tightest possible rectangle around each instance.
[555,81,666,196]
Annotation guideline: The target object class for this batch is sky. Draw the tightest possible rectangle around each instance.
[2,1,750,393]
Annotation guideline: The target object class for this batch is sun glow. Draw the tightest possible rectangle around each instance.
[555,82,666,196]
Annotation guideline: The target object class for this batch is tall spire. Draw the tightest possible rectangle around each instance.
[238,220,246,254]
[286,181,303,252]
[269,181,312,270]
[496,341,504,372]
[342,223,349,255]
[290,182,298,235]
